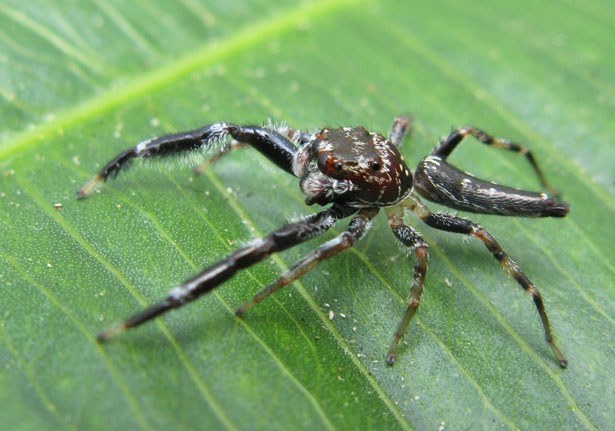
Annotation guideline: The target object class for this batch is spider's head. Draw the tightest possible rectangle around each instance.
[293,126,413,207]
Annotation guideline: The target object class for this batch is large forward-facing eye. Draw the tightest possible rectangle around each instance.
[317,152,345,175]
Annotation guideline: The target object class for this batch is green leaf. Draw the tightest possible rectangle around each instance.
[1,0,613,430]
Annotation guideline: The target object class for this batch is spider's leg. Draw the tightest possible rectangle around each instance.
[194,140,247,175]
[388,116,413,148]
[280,127,312,145]
[432,127,558,195]
[235,208,378,316]
[77,123,299,198]
[96,204,356,341]
[194,124,312,174]
[405,194,568,368]
[384,206,429,365]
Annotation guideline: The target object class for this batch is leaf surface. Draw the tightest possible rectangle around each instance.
[1,0,613,430]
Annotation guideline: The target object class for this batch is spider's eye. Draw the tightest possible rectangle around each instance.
[317,152,344,174]
[369,159,381,171]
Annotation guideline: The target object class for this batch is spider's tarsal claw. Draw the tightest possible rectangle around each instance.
[97,301,175,342]
[193,163,207,175]
[386,338,400,366]
[549,341,568,369]
[76,174,104,199]
[234,302,252,318]
[96,322,128,343]
[386,352,396,366]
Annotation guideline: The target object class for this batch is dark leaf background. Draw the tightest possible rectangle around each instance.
[1,0,613,430]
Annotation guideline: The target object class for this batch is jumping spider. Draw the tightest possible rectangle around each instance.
[78,116,569,368]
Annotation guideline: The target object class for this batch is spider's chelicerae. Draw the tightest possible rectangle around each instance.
[78,116,569,368]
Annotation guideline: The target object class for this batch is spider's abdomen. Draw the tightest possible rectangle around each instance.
[414,156,569,217]
[296,127,413,207]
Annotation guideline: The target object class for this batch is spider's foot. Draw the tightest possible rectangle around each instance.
[234,302,253,318]
[96,322,127,342]
[97,301,177,342]
[76,174,104,199]
[549,342,568,369]
[193,162,209,176]
[386,339,400,366]
[386,351,397,366]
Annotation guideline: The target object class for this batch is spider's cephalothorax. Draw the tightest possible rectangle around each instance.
[293,126,413,207]
[78,116,569,369]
